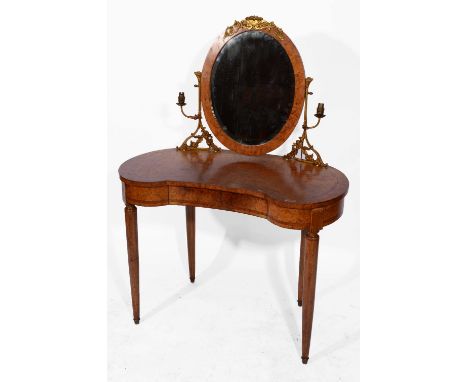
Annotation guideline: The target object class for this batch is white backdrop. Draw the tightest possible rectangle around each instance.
[108,1,359,380]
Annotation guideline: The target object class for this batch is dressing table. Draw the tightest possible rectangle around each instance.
[118,16,349,364]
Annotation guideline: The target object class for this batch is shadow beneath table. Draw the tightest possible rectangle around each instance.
[143,220,238,321]
[210,209,302,354]
[143,208,299,326]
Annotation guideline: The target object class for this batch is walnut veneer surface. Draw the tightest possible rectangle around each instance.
[119,149,348,231]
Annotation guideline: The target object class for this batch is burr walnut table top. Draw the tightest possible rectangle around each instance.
[119,149,349,230]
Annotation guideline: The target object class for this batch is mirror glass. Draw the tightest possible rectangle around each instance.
[210,31,295,146]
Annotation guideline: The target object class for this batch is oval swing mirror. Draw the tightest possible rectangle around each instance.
[201,16,305,155]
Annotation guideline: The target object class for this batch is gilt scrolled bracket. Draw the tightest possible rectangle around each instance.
[176,71,221,153]
[284,77,328,167]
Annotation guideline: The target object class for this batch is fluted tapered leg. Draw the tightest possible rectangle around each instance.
[301,231,319,364]
[298,230,306,306]
[125,204,140,324]
[186,206,195,283]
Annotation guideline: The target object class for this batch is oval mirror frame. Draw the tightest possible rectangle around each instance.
[201,17,305,156]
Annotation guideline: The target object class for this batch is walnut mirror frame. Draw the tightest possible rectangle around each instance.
[200,17,305,156]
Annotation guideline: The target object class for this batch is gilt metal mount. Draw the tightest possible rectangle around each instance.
[176,71,221,153]
[224,16,285,40]
[284,77,328,167]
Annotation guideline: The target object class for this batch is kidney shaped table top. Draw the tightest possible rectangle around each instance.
[118,148,349,364]
[119,148,348,231]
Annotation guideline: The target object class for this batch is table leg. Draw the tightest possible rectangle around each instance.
[297,230,306,307]
[124,204,140,325]
[301,231,319,364]
[186,206,196,283]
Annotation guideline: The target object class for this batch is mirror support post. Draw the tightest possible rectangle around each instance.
[283,77,328,167]
[176,72,221,153]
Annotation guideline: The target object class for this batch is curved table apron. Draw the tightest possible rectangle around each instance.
[119,149,349,232]
[118,148,349,364]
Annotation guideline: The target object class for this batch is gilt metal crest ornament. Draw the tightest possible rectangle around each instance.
[224,16,285,40]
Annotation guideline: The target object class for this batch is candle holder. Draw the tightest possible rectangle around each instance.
[176,71,221,153]
[284,77,328,167]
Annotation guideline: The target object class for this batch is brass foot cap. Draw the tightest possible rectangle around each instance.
[190,277,195,283]
[133,319,140,325]
[301,357,309,364]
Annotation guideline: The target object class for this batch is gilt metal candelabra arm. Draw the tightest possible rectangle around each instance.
[176,71,221,152]
[284,77,328,167]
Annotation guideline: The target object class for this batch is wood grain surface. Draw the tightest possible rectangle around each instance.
[119,149,348,231]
